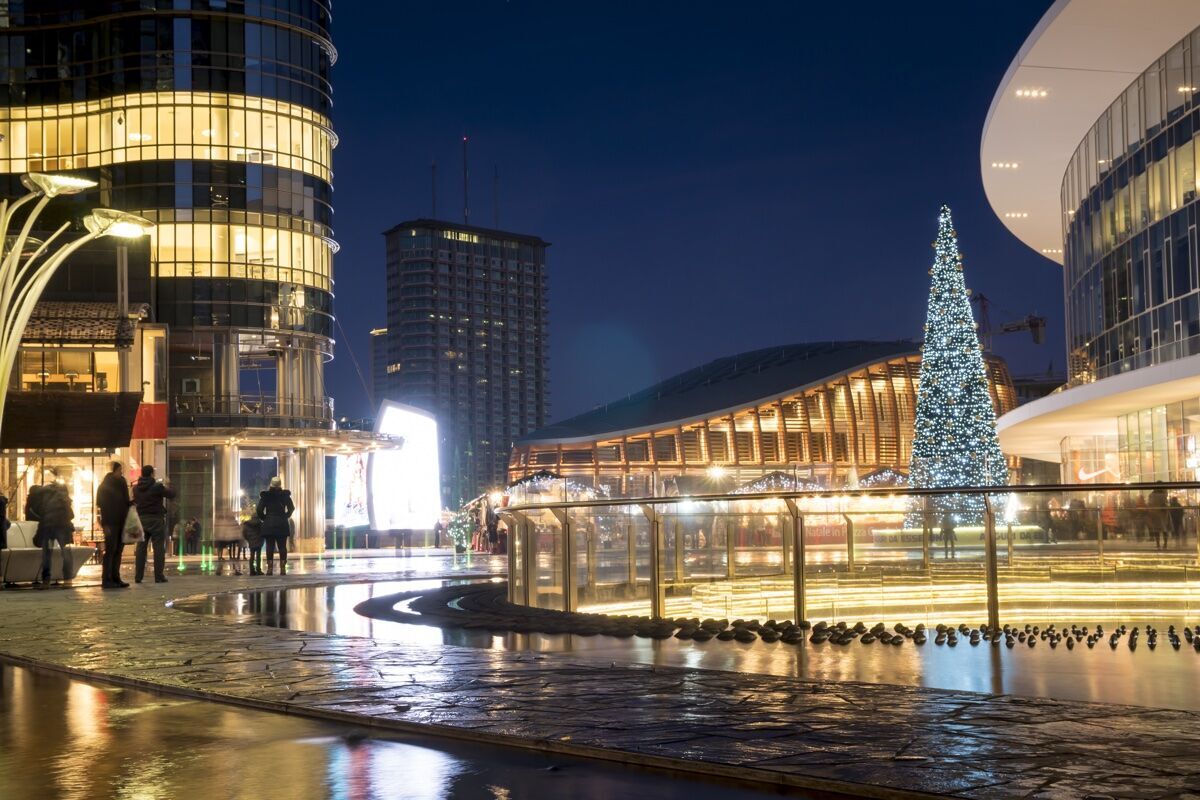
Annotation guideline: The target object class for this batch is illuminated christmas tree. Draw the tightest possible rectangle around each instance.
[908,206,1007,522]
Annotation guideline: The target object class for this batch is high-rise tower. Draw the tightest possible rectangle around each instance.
[382,219,549,507]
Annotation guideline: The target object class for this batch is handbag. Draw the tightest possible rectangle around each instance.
[122,509,145,544]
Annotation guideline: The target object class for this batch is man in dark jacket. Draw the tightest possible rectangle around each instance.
[27,483,75,587]
[96,461,132,588]
[132,465,176,584]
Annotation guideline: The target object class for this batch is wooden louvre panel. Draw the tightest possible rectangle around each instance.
[680,429,703,462]
[706,429,729,462]
[653,434,677,462]
[625,439,650,462]
[596,444,622,462]
[561,449,593,465]
[734,430,754,462]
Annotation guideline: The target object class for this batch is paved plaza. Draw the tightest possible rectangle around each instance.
[1,558,1199,799]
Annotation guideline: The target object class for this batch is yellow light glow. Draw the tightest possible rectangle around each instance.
[0,91,335,183]
[84,209,154,239]
[20,172,97,197]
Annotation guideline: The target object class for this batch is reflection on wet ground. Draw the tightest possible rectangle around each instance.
[175,579,1200,712]
[0,662,796,800]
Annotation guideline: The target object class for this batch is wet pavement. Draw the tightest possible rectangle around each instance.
[176,579,1200,712]
[0,662,792,799]
[4,556,1200,798]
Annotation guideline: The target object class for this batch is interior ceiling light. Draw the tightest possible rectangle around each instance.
[1004,212,1030,219]
[990,162,1019,169]
[1014,88,1049,98]
[1041,248,1063,255]
[1179,86,1197,94]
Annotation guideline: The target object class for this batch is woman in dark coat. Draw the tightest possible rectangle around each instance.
[256,476,295,575]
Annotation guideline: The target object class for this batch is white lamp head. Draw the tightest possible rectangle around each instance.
[21,173,98,198]
[84,208,155,239]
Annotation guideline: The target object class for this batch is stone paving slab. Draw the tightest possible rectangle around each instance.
[1,566,1199,799]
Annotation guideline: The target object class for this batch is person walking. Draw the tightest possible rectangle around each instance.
[257,476,294,575]
[96,462,132,589]
[132,465,176,584]
[27,483,75,588]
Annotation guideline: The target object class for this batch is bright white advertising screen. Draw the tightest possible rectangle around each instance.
[333,452,370,527]
[369,401,441,530]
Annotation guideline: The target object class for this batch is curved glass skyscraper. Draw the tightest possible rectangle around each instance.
[0,1,339,547]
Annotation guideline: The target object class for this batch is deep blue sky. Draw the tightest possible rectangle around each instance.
[329,1,1060,423]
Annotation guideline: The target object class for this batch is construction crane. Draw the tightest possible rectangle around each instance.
[971,293,1046,351]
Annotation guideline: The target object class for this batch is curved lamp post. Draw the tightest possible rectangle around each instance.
[0,173,154,443]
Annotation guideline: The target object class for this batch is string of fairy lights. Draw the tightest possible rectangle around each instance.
[908,206,1008,522]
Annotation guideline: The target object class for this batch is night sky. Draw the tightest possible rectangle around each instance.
[329,1,1061,423]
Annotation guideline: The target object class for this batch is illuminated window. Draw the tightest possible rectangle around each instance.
[0,91,334,182]
[149,222,333,291]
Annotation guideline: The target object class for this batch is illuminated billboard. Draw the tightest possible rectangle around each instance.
[368,401,441,530]
[333,452,370,527]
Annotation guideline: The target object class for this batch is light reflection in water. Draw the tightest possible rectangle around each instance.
[176,580,1200,713]
[0,664,784,800]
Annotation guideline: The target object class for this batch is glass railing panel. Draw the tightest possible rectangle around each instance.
[530,510,564,611]
[573,504,652,617]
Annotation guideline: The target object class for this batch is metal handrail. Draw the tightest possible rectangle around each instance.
[503,481,1200,514]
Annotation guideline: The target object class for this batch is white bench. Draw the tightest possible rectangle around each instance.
[1,520,96,584]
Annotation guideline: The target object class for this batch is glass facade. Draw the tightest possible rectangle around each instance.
[0,3,337,430]
[1062,25,1200,384]
[1117,400,1200,482]
[0,91,334,180]
[508,354,1018,497]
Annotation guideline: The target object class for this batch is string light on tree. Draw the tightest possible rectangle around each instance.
[909,206,1008,523]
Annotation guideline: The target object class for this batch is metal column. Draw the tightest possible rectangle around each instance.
[642,505,664,619]
[673,519,684,582]
[982,496,1000,631]
[554,509,575,612]
[844,514,855,569]
[785,499,806,624]
[921,495,932,570]
[625,520,637,596]
[726,516,736,580]
[523,519,535,607]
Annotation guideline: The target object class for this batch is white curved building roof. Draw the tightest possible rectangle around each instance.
[980,0,1200,265]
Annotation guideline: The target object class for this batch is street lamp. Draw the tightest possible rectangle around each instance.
[0,173,155,442]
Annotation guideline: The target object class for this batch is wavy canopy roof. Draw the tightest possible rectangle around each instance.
[520,341,918,445]
[980,0,1200,265]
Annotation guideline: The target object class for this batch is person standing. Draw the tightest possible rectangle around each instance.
[28,483,75,588]
[0,490,9,551]
[1148,484,1170,550]
[1169,495,1185,549]
[242,513,265,575]
[940,511,957,560]
[132,465,176,584]
[257,476,294,575]
[96,462,132,589]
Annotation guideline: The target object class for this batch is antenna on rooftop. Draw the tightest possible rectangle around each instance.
[462,134,470,224]
[493,164,500,228]
[431,158,437,219]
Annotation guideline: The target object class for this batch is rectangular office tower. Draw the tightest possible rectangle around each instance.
[383,219,549,507]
